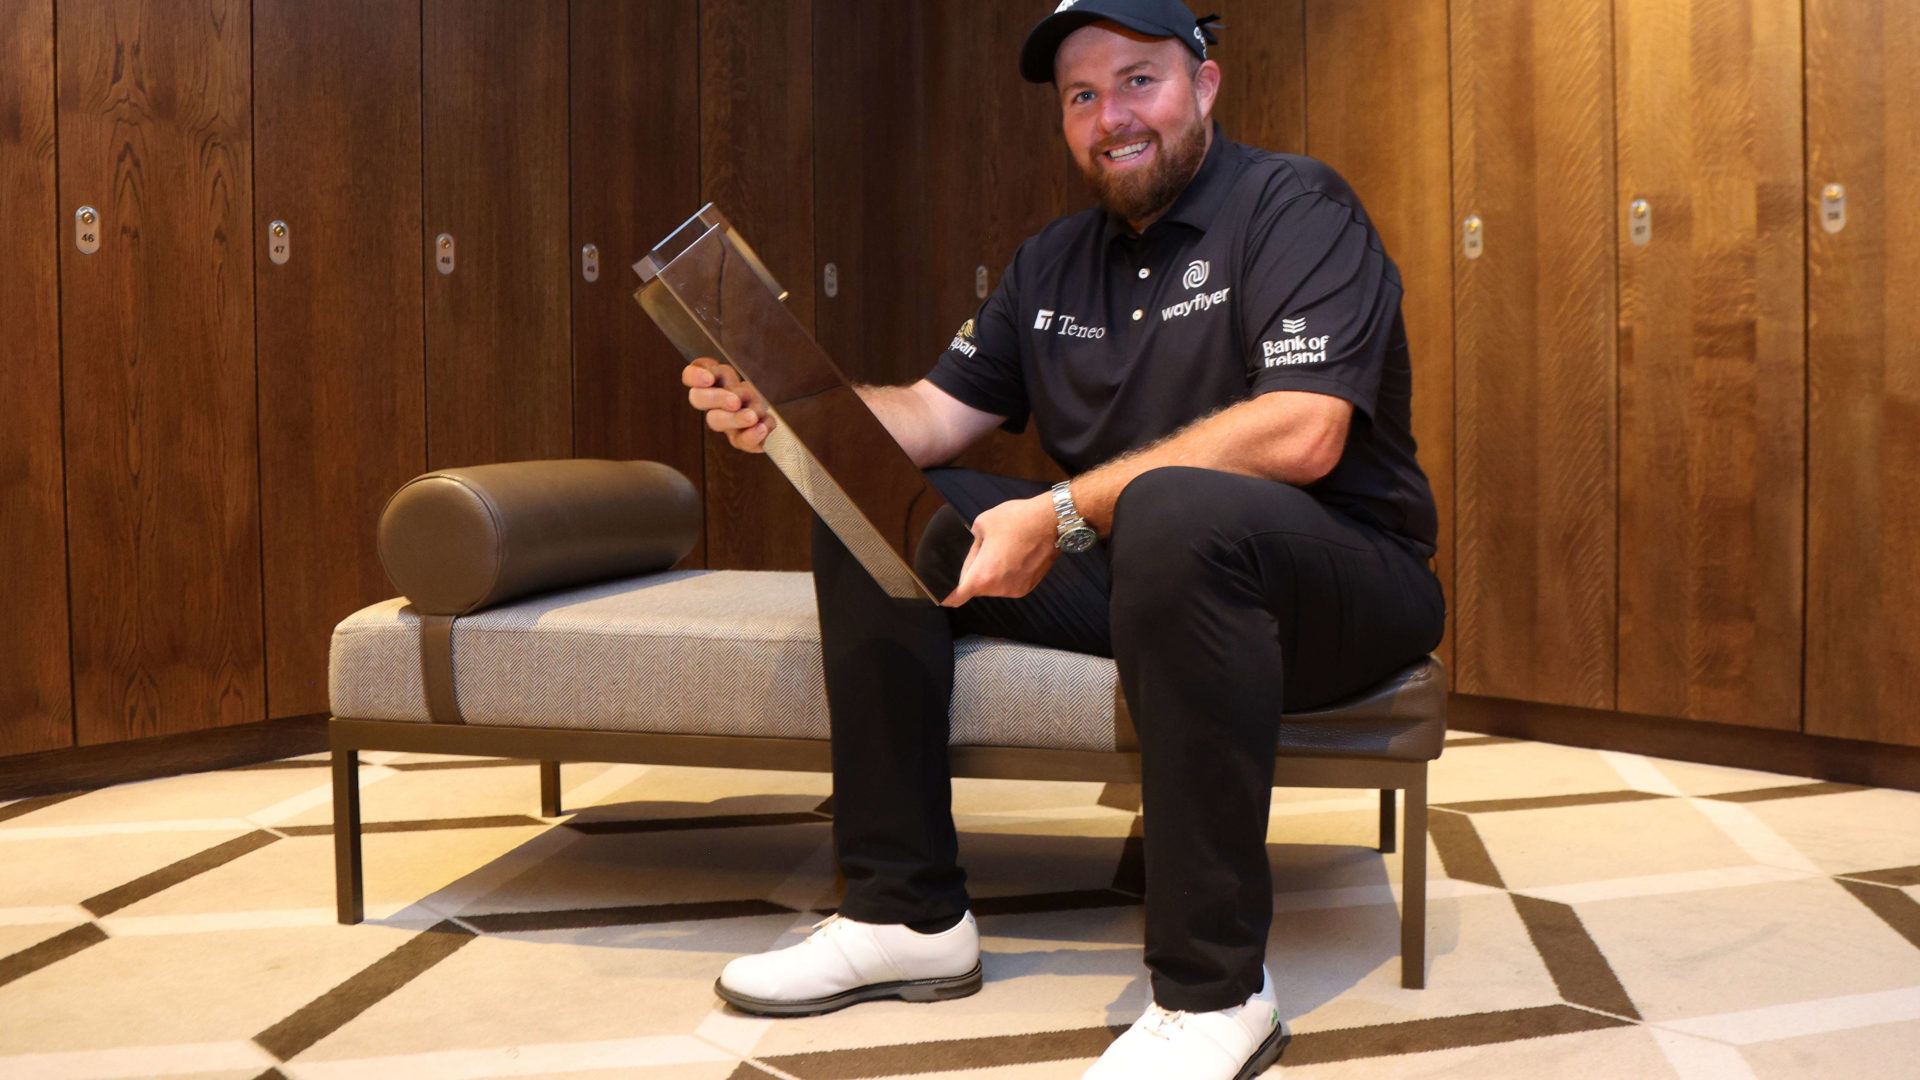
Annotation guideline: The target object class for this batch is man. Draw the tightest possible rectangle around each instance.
[682,2,1444,1076]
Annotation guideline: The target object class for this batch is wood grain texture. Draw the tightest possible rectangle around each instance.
[1304,0,1456,672]
[814,0,930,390]
[1805,1,1920,746]
[569,0,704,565]
[1451,0,1617,708]
[0,0,73,754]
[924,0,1075,483]
[1208,0,1306,155]
[422,0,572,470]
[1614,0,1803,728]
[57,0,264,744]
[254,0,427,719]
[700,0,816,569]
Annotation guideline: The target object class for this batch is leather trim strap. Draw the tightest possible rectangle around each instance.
[418,613,465,725]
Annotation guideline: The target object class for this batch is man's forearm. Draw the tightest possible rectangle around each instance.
[1067,391,1348,533]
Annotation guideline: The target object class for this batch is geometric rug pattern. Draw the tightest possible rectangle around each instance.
[4,730,1920,1078]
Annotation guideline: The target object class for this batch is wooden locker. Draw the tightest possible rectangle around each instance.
[569,0,705,569]
[1452,0,1618,708]
[1208,0,1307,156]
[423,0,572,470]
[699,0,817,569]
[57,0,265,743]
[254,0,428,719]
[0,0,73,754]
[1304,0,1456,671]
[1615,0,1804,728]
[1805,1,1920,747]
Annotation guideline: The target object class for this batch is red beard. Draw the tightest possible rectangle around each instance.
[1078,113,1209,227]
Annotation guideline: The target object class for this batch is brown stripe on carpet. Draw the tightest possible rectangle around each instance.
[224,759,332,772]
[1443,735,1521,748]
[0,923,109,989]
[1283,1004,1632,1066]
[1706,781,1867,803]
[727,1065,783,1080]
[1840,864,1920,888]
[1836,878,1920,951]
[1428,809,1506,888]
[761,1024,1124,1079]
[970,888,1141,918]
[251,1069,291,1080]
[566,811,830,835]
[1111,815,1146,895]
[278,814,547,837]
[814,794,835,816]
[1436,790,1670,815]
[462,898,795,933]
[386,757,538,772]
[1508,894,1641,1019]
[0,790,88,824]
[1097,783,1142,812]
[254,919,475,1061]
[82,830,281,917]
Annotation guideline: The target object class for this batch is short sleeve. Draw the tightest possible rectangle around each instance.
[926,249,1030,433]
[1239,189,1403,421]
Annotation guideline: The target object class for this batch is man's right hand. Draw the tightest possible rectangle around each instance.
[682,358,775,453]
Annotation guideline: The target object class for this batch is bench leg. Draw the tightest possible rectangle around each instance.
[333,747,364,925]
[1379,788,1397,853]
[540,760,563,817]
[1401,768,1427,989]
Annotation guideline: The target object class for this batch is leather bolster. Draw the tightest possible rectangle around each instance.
[377,459,701,616]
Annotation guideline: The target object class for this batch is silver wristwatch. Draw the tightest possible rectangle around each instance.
[1051,480,1097,553]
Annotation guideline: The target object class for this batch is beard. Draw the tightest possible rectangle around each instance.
[1077,112,1209,226]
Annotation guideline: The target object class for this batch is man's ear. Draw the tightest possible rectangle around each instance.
[1193,59,1222,118]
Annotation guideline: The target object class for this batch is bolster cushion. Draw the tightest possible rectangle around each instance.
[377,459,700,616]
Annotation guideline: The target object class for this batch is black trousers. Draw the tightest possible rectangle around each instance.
[813,465,1445,1012]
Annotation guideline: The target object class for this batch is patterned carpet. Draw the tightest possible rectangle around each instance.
[3,731,1919,1079]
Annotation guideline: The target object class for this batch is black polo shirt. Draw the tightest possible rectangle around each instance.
[927,131,1438,553]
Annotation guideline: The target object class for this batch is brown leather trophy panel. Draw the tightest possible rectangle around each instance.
[634,205,954,602]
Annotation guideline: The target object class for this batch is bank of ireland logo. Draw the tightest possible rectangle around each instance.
[1282,316,1307,334]
[1182,259,1210,290]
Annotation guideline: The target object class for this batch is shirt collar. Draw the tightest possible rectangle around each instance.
[1102,124,1238,246]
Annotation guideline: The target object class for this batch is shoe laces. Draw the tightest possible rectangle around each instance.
[1138,1003,1191,1038]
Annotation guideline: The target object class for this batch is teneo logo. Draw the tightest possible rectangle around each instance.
[1160,286,1232,322]
[1182,259,1210,290]
[1281,316,1307,334]
[1034,309,1106,339]
[947,317,978,357]
[1262,332,1333,367]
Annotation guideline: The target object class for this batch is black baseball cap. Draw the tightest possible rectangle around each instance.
[1019,0,1221,84]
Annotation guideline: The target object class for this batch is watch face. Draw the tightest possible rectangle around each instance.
[1058,525,1097,553]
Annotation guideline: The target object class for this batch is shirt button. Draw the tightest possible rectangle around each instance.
[1132,309,1144,321]
[1137,268,1150,279]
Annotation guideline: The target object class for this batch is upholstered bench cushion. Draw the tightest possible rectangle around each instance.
[329,569,1443,759]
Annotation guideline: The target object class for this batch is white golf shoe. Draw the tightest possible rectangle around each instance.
[715,911,983,1016]
[1083,968,1288,1079]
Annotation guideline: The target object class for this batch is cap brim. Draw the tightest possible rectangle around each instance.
[1018,11,1173,83]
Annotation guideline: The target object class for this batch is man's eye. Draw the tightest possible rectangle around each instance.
[1130,75,1153,87]
[1072,90,1094,105]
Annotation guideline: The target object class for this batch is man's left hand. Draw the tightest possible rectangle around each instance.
[941,494,1062,607]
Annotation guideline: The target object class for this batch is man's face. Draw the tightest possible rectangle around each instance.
[1055,22,1220,229]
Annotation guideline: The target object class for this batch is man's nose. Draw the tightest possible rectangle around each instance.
[1097,95,1134,134]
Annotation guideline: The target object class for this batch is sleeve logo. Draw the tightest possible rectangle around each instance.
[948,317,979,357]
[1182,259,1211,290]
[1281,317,1307,333]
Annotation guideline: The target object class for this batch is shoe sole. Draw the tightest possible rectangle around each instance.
[1233,1020,1291,1080]
[714,962,985,1017]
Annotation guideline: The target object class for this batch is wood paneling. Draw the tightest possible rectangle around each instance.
[254,0,426,719]
[1304,0,1456,671]
[57,0,264,744]
[1615,0,1803,728]
[1806,1,1920,747]
[925,0,1075,483]
[422,0,571,470]
[1452,0,1617,708]
[700,0,816,569]
[814,0,930,390]
[569,0,704,565]
[0,0,72,755]
[1209,0,1307,155]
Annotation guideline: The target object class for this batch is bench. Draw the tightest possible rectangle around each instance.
[326,459,1447,988]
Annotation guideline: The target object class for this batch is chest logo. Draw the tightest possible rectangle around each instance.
[1159,286,1232,323]
[1182,259,1211,290]
[1034,308,1107,339]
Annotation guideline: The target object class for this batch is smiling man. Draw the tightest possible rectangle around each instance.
[682,1,1444,1076]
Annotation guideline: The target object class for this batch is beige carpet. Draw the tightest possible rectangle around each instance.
[4,731,1919,1079]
